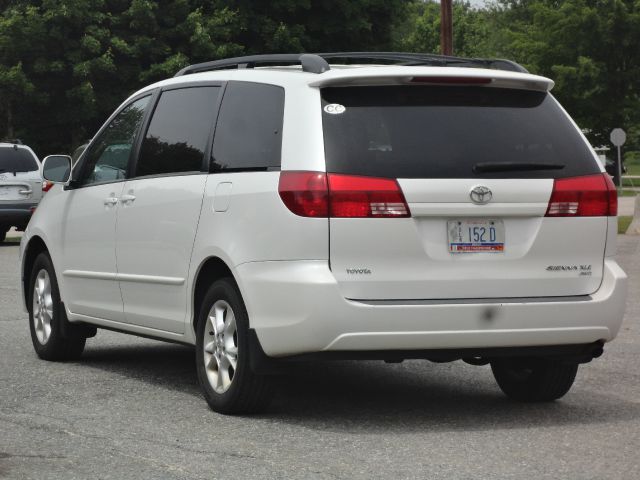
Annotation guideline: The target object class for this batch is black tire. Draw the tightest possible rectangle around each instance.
[491,358,579,402]
[28,252,86,361]
[195,278,273,414]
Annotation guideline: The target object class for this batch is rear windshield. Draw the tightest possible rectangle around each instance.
[321,86,599,179]
[0,147,38,173]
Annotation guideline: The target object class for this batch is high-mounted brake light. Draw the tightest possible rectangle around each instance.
[410,76,492,85]
[278,172,410,218]
[546,173,617,217]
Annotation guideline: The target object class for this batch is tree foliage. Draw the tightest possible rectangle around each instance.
[1,0,638,156]
[0,0,407,154]
[398,0,640,153]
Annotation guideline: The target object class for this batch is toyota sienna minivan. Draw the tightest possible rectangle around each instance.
[20,53,627,413]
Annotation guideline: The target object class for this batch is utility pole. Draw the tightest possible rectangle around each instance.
[440,0,453,55]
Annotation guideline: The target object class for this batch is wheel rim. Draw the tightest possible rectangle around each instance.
[203,300,238,394]
[32,269,53,344]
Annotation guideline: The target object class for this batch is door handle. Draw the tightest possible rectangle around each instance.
[120,194,136,204]
[103,197,119,206]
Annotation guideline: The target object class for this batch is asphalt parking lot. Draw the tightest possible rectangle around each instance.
[1,237,639,480]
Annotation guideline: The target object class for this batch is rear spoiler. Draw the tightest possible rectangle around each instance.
[307,67,554,92]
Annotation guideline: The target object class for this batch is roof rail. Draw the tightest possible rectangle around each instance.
[174,54,330,77]
[315,52,528,73]
[174,52,528,77]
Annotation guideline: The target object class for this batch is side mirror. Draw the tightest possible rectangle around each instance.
[42,155,72,185]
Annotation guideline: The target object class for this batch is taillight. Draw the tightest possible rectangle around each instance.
[278,171,328,217]
[278,171,411,218]
[546,173,617,217]
[328,174,410,217]
[42,181,53,193]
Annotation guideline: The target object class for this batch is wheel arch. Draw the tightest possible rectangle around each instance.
[22,235,49,311]
[191,256,241,334]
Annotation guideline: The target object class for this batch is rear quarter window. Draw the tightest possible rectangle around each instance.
[321,86,600,179]
[211,81,285,172]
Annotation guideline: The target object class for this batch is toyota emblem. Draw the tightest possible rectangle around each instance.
[470,185,492,205]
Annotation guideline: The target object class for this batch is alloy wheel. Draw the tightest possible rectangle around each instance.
[203,300,238,393]
[32,269,53,344]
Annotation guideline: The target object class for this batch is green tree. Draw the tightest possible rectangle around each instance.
[1,0,410,155]
[397,1,491,57]
[484,0,640,150]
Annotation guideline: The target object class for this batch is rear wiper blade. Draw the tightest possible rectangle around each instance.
[473,162,566,173]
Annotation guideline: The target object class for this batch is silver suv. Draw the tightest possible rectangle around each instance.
[0,142,42,242]
[21,53,627,414]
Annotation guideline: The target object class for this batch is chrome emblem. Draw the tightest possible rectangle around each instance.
[470,185,492,205]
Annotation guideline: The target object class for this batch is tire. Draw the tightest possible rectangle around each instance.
[195,278,273,414]
[491,358,579,402]
[28,252,86,361]
[0,228,7,243]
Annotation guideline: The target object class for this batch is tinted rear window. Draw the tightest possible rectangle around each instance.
[0,147,38,173]
[211,81,284,172]
[321,86,599,179]
[136,86,221,177]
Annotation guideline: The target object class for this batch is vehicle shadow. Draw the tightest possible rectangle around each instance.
[80,340,640,433]
[82,341,201,397]
[265,361,640,433]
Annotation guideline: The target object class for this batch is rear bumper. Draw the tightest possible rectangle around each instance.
[0,202,37,226]
[236,259,627,357]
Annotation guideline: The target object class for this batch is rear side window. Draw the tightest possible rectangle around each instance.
[0,147,38,173]
[321,86,600,179]
[211,82,284,172]
[136,86,221,177]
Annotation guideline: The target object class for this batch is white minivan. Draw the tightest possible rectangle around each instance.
[20,53,627,414]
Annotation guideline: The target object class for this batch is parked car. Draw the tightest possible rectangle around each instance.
[0,141,42,242]
[20,52,628,414]
[604,157,627,178]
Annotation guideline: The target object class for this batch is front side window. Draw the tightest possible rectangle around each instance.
[135,86,221,177]
[79,96,151,186]
[211,82,284,172]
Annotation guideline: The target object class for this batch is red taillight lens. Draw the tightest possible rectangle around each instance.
[42,181,54,193]
[278,171,328,217]
[328,174,410,218]
[278,171,411,218]
[546,173,617,217]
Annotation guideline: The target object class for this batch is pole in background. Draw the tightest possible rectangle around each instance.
[610,128,626,188]
[440,0,453,55]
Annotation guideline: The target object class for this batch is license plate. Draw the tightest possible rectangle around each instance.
[448,219,505,253]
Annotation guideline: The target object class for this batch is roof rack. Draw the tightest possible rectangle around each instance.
[316,52,528,73]
[174,54,330,77]
[174,52,528,77]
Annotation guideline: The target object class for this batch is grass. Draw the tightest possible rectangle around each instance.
[619,189,639,197]
[626,160,640,176]
[3,237,21,243]
[618,216,633,234]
